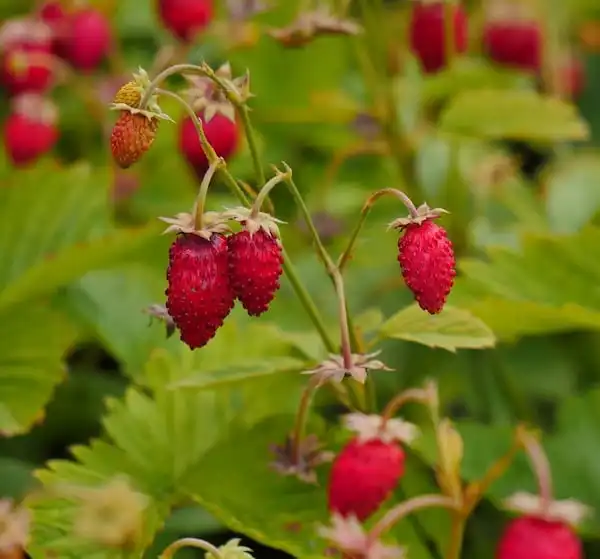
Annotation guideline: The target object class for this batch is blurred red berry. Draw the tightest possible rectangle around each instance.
[179,112,239,177]
[397,219,456,314]
[158,0,214,42]
[166,233,235,350]
[38,1,70,57]
[409,1,468,73]
[0,18,54,95]
[3,93,58,167]
[560,56,585,99]
[58,8,111,71]
[228,229,283,316]
[496,516,582,559]
[483,19,542,72]
[110,111,159,169]
[328,438,405,521]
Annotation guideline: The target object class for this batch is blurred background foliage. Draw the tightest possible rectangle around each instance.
[1,0,600,557]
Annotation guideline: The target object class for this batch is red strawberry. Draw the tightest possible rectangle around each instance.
[38,2,70,57]
[0,18,54,95]
[409,1,468,74]
[560,56,585,99]
[228,228,283,316]
[3,93,58,167]
[179,112,239,178]
[496,516,582,559]
[110,111,159,169]
[328,438,405,521]
[158,0,214,42]
[397,219,456,314]
[58,8,111,71]
[483,19,542,72]
[166,233,235,349]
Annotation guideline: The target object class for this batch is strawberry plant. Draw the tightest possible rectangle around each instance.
[0,0,600,558]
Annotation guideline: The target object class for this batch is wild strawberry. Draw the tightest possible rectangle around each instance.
[409,0,468,74]
[228,229,283,316]
[483,19,542,72]
[560,55,585,99]
[496,516,582,559]
[0,18,54,95]
[179,112,239,178]
[110,111,159,169]
[158,0,214,42]
[3,93,58,167]
[328,413,418,521]
[38,2,69,56]
[395,213,455,314]
[166,232,235,349]
[58,8,111,71]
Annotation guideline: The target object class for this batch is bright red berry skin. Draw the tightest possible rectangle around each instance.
[158,0,214,42]
[483,20,541,72]
[496,516,582,559]
[58,9,111,71]
[3,112,57,166]
[179,112,239,178]
[227,229,283,317]
[409,2,468,74]
[328,438,405,522]
[398,220,456,314]
[166,233,235,350]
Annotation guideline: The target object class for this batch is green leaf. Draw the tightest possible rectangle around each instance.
[0,304,76,436]
[171,356,307,390]
[184,417,437,559]
[452,226,600,339]
[378,304,496,352]
[439,89,589,142]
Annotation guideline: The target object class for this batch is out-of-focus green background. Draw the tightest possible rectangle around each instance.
[2,0,600,557]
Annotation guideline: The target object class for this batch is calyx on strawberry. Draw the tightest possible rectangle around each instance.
[3,93,58,167]
[496,492,591,559]
[54,7,112,72]
[222,207,284,317]
[390,203,456,314]
[158,0,214,42]
[161,210,234,350]
[327,413,419,521]
[0,18,55,96]
[109,68,172,168]
[409,0,468,74]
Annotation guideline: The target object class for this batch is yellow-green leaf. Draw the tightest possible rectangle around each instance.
[378,304,496,352]
[439,89,589,142]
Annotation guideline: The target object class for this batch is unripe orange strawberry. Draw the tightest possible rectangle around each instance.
[110,111,158,169]
[397,219,455,314]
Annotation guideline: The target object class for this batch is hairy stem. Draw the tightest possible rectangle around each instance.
[368,494,457,542]
[338,187,419,272]
[380,387,432,426]
[160,538,223,559]
[291,375,322,464]
[519,428,553,511]
[249,170,289,218]
[238,104,266,185]
[193,160,222,230]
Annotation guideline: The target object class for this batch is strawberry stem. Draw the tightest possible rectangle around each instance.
[379,386,433,430]
[337,187,419,273]
[517,428,554,512]
[192,159,223,231]
[290,375,322,465]
[155,88,220,164]
[367,494,457,543]
[160,538,223,559]
[249,169,290,218]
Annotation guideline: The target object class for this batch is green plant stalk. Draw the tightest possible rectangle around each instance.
[160,538,223,559]
[291,375,322,464]
[238,104,266,185]
[250,171,289,217]
[444,0,456,69]
[446,513,467,559]
[193,160,222,230]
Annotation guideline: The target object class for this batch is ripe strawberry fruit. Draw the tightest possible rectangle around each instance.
[38,2,70,57]
[483,19,542,72]
[57,8,111,71]
[228,228,283,316]
[179,112,239,178]
[328,438,405,521]
[496,516,582,559]
[409,1,468,73]
[166,233,235,349]
[110,111,159,169]
[158,0,214,42]
[397,219,456,314]
[3,93,58,167]
[0,19,54,95]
